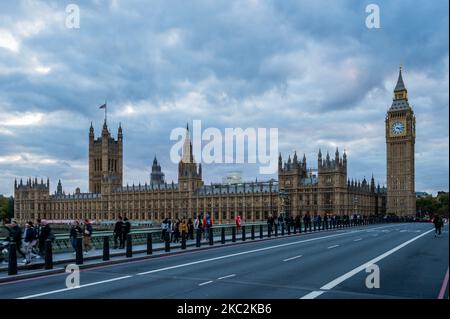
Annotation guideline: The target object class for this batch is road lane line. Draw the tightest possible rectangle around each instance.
[300,290,324,299]
[218,274,236,280]
[438,267,449,299]
[301,227,435,299]
[17,275,133,299]
[353,238,362,242]
[283,255,303,262]
[199,280,213,286]
[327,245,339,249]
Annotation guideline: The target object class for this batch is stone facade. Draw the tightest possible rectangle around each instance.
[14,122,387,223]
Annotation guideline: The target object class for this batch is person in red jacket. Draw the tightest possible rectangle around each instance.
[235,214,242,231]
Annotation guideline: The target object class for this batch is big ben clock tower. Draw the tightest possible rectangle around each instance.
[386,67,416,216]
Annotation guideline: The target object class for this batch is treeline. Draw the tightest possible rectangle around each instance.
[0,196,14,222]
[416,192,449,217]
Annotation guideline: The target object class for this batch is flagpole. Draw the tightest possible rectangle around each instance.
[105,100,107,124]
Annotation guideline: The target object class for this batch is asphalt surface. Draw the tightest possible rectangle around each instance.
[0,222,447,299]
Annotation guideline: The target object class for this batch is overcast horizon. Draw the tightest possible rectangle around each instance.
[0,0,448,197]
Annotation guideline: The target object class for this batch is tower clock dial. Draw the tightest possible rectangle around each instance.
[391,121,405,135]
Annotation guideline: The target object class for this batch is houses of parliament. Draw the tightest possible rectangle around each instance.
[13,69,416,223]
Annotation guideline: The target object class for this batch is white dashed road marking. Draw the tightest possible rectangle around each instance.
[199,281,213,286]
[283,255,303,262]
[217,274,236,280]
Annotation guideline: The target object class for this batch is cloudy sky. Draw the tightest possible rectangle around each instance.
[0,0,448,197]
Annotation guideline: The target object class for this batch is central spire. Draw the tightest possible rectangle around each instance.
[182,123,194,163]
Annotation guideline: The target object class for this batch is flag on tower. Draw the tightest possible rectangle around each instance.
[99,103,106,109]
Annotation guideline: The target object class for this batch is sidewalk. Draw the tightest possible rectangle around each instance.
[0,229,276,279]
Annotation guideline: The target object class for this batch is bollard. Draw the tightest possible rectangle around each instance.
[103,236,110,261]
[181,233,187,249]
[8,242,17,276]
[268,226,272,238]
[314,222,316,232]
[44,239,53,270]
[309,222,312,232]
[304,222,307,233]
[251,225,255,240]
[281,224,285,236]
[196,229,201,247]
[293,224,297,234]
[165,232,171,252]
[76,237,83,265]
[275,224,278,237]
[147,233,153,255]
[126,234,132,257]
[209,228,213,246]
[287,224,291,235]
[221,227,225,244]
[260,224,263,239]
[242,226,246,241]
[232,227,236,242]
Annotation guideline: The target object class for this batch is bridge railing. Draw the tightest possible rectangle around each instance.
[1,222,269,253]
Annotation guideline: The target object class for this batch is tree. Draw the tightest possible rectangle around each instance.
[416,193,449,217]
[0,196,14,223]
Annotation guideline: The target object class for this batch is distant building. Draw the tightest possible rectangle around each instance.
[16,68,427,222]
[150,156,165,185]
[222,172,243,185]
[416,192,430,198]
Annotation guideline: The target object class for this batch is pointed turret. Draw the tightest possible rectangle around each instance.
[57,179,62,195]
[390,66,410,110]
[394,66,407,93]
[118,122,122,139]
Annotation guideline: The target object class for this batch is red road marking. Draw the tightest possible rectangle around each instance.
[437,267,449,299]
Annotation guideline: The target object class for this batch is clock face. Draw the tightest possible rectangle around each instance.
[391,121,405,135]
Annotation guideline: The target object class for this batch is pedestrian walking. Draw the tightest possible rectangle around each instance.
[295,215,301,230]
[69,220,82,254]
[179,219,188,242]
[187,218,194,240]
[433,215,443,237]
[37,220,52,257]
[121,217,131,248]
[174,219,181,243]
[235,214,242,232]
[82,219,93,254]
[7,220,26,260]
[113,216,124,249]
[161,218,168,241]
[267,214,274,234]
[205,213,212,240]
[21,221,37,264]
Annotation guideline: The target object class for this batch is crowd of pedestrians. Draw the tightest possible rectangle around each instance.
[2,219,55,264]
